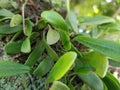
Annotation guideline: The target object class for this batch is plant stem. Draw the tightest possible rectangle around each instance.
[22,0,28,35]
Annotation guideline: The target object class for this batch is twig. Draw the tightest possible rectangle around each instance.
[22,0,28,35]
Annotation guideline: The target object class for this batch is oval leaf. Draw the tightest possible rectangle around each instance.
[4,40,23,54]
[74,36,120,62]
[50,81,70,90]
[82,51,108,77]
[47,51,77,83]
[21,38,31,53]
[78,72,103,90]
[41,10,68,30]
[0,24,22,34]
[33,57,54,77]
[47,29,60,45]
[24,19,33,36]
[0,60,30,77]
[10,14,22,27]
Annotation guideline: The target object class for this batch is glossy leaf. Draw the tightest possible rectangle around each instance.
[58,29,71,50]
[25,40,45,66]
[0,60,30,77]
[21,38,31,53]
[0,24,22,34]
[66,11,78,33]
[0,9,14,17]
[78,16,115,25]
[82,51,108,77]
[102,72,120,90]
[10,14,22,27]
[50,81,70,90]
[47,28,60,45]
[4,41,23,54]
[41,10,68,30]
[47,52,77,83]
[78,72,103,90]
[24,19,33,36]
[74,36,120,62]
[33,57,54,77]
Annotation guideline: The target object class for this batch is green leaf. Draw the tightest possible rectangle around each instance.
[78,72,103,90]
[41,10,68,30]
[33,57,54,77]
[0,0,11,8]
[66,11,78,33]
[10,1,19,9]
[24,19,33,36]
[0,9,14,17]
[50,81,70,90]
[109,59,120,67]
[74,59,95,74]
[47,51,77,83]
[10,14,22,27]
[25,40,45,66]
[37,19,47,30]
[58,29,71,50]
[21,38,31,53]
[82,51,108,77]
[78,16,115,25]
[0,60,30,77]
[0,24,22,34]
[74,36,120,62]
[47,28,60,45]
[102,72,120,90]
[4,40,23,54]
[100,23,120,32]
[43,39,58,61]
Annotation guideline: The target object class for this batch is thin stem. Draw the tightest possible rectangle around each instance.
[22,0,28,35]
[66,0,70,13]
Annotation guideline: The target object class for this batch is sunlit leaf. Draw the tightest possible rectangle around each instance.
[10,14,22,27]
[50,81,70,90]
[47,52,77,83]
[82,51,108,77]
[21,38,31,53]
[0,60,30,77]
[47,28,60,45]
[74,36,120,62]
[41,10,68,30]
